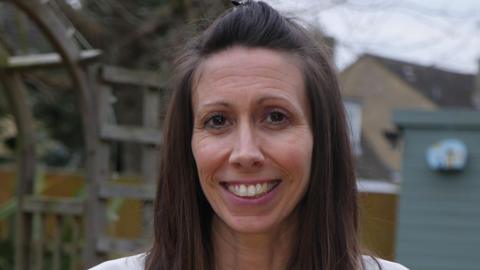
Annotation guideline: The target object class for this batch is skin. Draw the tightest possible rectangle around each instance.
[191,46,313,270]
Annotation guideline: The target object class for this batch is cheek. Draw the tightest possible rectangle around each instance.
[282,143,312,179]
[192,134,230,183]
[267,130,313,177]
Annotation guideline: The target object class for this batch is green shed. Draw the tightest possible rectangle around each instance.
[394,109,480,270]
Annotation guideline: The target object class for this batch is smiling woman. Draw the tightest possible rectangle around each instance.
[191,47,313,240]
[91,1,408,270]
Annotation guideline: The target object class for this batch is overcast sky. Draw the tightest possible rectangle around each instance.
[267,0,480,74]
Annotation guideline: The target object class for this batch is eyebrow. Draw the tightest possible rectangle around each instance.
[199,95,289,107]
[256,95,291,104]
[256,94,304,116]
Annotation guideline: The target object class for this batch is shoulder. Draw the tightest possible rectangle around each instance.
[362,256,409,270]
[88,253,146,270]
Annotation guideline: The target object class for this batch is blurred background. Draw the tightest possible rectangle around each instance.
[0,0,479,269]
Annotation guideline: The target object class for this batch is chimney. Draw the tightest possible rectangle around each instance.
[473,59,480,110]
[343,98,362,157]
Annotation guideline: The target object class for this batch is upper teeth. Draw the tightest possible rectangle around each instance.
[227,182,276,197]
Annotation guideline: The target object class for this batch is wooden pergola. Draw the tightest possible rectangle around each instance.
[0,1,163,269]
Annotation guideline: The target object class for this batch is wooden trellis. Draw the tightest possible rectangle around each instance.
[1,49,99,270]
[0,0,163,268]
[90,64,162,256]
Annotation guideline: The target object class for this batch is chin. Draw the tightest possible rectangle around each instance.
[221,213,293,234]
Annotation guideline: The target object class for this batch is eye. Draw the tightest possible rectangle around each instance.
[204,113,230,130]
[265,110,288,125]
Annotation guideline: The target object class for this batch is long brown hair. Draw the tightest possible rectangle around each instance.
[146,1,360,269]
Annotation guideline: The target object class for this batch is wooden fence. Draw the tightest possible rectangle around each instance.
[0,168,147,269]
[0,168,84,270]
[23,197,83,270]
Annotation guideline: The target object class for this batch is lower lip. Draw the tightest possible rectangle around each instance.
[221,182,281,206]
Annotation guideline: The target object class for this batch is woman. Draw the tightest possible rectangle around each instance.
[92,1,408,269]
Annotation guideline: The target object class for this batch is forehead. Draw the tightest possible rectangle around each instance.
[192,47,305,104]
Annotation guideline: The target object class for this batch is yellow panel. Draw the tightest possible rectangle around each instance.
[358,192,398,261]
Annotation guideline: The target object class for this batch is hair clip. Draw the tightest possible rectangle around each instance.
[231,0,249,7]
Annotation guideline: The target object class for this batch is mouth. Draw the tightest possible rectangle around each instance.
[221,180,281,199]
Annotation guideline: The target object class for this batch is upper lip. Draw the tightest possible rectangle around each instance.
[220,179,281,185]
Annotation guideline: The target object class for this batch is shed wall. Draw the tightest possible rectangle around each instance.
[396,129,480,270]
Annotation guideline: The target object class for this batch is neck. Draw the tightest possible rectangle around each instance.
[211,214,297,270]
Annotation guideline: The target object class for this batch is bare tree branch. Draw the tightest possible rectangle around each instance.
[55,0,111,49]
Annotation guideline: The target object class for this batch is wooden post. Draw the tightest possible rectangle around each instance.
[0,70,36,270]
[31,213,43,270]
[141,87,160,241]
[51,216,61,270]
[89,65,110,257]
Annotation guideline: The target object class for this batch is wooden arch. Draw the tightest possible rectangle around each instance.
[1,1,164,268]
[0,0,102,268]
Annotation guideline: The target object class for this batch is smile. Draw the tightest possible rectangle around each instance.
[222,180,280,198]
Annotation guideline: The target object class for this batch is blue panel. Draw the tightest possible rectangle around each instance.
[394,110,480,270]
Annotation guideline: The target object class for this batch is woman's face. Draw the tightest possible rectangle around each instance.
[191,47,313,233]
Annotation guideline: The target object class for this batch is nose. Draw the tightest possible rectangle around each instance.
[229,123,264,169]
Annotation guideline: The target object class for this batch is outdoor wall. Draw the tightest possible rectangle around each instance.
[340,56,437,172]
[394,110,480,270]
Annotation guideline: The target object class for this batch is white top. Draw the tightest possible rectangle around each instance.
[89,253,409,270]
